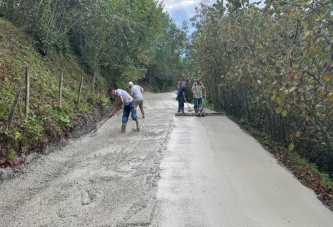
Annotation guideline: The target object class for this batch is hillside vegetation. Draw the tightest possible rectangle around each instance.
[0,0,187,166]
[0,18,108,166]
[189,0,333,177]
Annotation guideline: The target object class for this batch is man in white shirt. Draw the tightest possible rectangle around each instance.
[108,87,139,133]
[191,78,206,113]
[128,82,145,118]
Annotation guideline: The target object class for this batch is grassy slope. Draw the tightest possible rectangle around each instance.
[0,18,107,166]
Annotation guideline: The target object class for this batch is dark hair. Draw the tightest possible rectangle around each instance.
[108,87,115,93]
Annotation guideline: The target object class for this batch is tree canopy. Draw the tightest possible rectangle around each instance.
[0,0,186,89]
[189,0,333,176]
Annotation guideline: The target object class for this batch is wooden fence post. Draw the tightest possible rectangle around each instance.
[77,77,83,106]
[7,85,21,130]
[149,68,152,85]
[25,67,29,120]
[92,72,96,93]
[59,71,63,106]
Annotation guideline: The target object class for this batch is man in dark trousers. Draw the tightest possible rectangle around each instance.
[177,78,191,113]
[108,87,139,133]
[192,78,206,113]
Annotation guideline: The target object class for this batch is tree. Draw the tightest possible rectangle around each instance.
[188,0,333,176]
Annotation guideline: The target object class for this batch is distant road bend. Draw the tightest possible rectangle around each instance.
[0,92,333,227]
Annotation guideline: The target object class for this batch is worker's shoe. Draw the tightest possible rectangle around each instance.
[177,109,180,113]
[182,110,185,114]
[121,125,126,133]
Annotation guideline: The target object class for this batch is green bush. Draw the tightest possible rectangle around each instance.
[86,92,96,105]
[9,149,16,162]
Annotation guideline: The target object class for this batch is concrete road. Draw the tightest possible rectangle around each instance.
[155,114,333,226]
[0,92,332,227]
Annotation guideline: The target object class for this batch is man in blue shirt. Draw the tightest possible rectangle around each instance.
[108,87,139,133]
[177,79,191,113]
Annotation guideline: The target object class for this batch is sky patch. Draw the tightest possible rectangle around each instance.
[162,0,264,29]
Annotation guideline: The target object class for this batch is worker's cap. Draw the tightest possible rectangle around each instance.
[128,81,133,87]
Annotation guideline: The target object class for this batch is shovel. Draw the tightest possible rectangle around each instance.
[91,110,123,134]
[91,117,110,134]
[184,98,193,112]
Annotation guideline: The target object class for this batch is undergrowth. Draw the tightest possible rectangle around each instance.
[0,18,109,166]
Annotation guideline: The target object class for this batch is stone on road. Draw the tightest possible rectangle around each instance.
[0,92,332,227]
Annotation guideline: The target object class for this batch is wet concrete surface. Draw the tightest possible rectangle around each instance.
[1,92,333,227]
[155,109,333,227]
